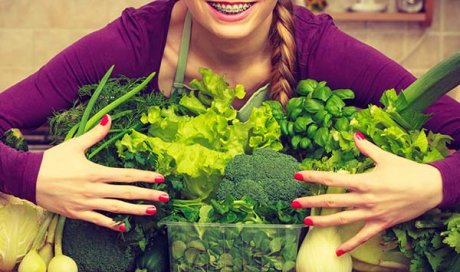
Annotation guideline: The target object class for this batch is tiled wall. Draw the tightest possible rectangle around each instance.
[0,0,459,99]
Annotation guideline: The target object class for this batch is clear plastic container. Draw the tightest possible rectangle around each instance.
[165,222,305,272]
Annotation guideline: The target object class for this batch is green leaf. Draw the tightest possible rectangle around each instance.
[304,99,324,113]
[413,130,428,153]
[313,127,330,148]
[312,86,332,101]
[325,95,346,116]
[179,91,207,115]
[286,97,304,115]
[296,79,318,96]
[332,89,355,100]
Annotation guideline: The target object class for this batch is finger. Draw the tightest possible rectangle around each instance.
[89,199,158,216]
[294,170,364,191]
[92,184,169,202]
[94,164,165,184]
[78,210,127,232]
[354,131,390,164]
[292,192,366,209]
[304,209,369,227]
[336,222,385,256]
[74,114,112,151]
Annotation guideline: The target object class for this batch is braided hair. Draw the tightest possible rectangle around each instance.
[269,0,297,106]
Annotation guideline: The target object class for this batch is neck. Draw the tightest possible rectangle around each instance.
[190,16,273,71]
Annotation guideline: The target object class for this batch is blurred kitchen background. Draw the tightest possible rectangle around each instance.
[0,0,459,98]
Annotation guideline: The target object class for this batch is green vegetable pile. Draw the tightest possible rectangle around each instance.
[3,51,460,272]
[45,67,304,272]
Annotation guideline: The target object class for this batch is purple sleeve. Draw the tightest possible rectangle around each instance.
[305,16,460,207]
[0,145,43,202]
[0,6,163,203]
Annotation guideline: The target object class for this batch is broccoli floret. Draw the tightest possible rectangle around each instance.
[62,219,139,272]
[216,149,312,223]
[218,179,269,204]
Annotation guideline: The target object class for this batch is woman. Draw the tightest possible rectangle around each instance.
[0,0,459,256]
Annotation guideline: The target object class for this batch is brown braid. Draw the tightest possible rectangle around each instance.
[269,0,297,107]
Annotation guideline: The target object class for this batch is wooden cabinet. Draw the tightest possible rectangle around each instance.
[316,0,434,26]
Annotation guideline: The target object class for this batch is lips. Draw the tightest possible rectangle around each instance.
[207,2,255,15]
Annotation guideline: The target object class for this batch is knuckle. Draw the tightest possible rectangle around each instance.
[322,177,334,187]
[110,202,123,214]
[337,214,349,225]
[121,171,136,182]
[362,194,377,208]
[122,189,136,200]
[81,184,96,198]
[359,235,371,245]
[355,181,369,192]
[89,215,105,227]
[65,209,79,219]
[324,197,336,208]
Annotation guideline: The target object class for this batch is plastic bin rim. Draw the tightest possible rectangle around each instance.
[162,222,307,229]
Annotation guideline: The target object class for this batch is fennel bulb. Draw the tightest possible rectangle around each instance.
[296,226,352,272]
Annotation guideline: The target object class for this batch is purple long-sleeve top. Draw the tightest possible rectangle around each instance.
[1,0,460,207]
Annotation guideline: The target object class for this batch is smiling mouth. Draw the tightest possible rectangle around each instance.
[207,2,255,15]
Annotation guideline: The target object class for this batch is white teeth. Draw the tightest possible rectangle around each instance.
[209,2,253,15]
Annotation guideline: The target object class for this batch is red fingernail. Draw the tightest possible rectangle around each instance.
[304,218,314,226]
[291,201,302,209]
[100,114,109,126]
[294,173,303,181]
[336,249,345,257]
[159,194,169,203]
[146,207,157,215]
[154,176,165,183]
[355,131,366,140]
[118,224,126,232]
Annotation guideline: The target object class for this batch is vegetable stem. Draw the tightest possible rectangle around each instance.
[77,65,114,137]
[54,215,67,256]
[83,72,156,133]
[31,212,53,251]
[399,51,460,115]
[46,213,59,244]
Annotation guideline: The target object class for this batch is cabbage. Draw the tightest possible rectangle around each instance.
[0,193,46,271]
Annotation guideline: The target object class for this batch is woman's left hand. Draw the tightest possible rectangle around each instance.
[292,132,444,256]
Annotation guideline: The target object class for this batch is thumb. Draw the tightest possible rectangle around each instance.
[354,131,388,163]
[74,114,111,151]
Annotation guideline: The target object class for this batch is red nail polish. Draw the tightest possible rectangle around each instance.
[294,173,304,181]
[291,201,302,209]
[146,207,157,215]
[336,249,345,257]
[118,224,126,232]
[100,114,109,126]
[154,176,165,183]
[355,131,366,141]
[159,194,169,203]
[304,218,314,226]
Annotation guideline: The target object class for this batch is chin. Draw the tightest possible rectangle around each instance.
[207,24,257,40]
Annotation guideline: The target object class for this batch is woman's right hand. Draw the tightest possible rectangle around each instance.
[36,115,167,232]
